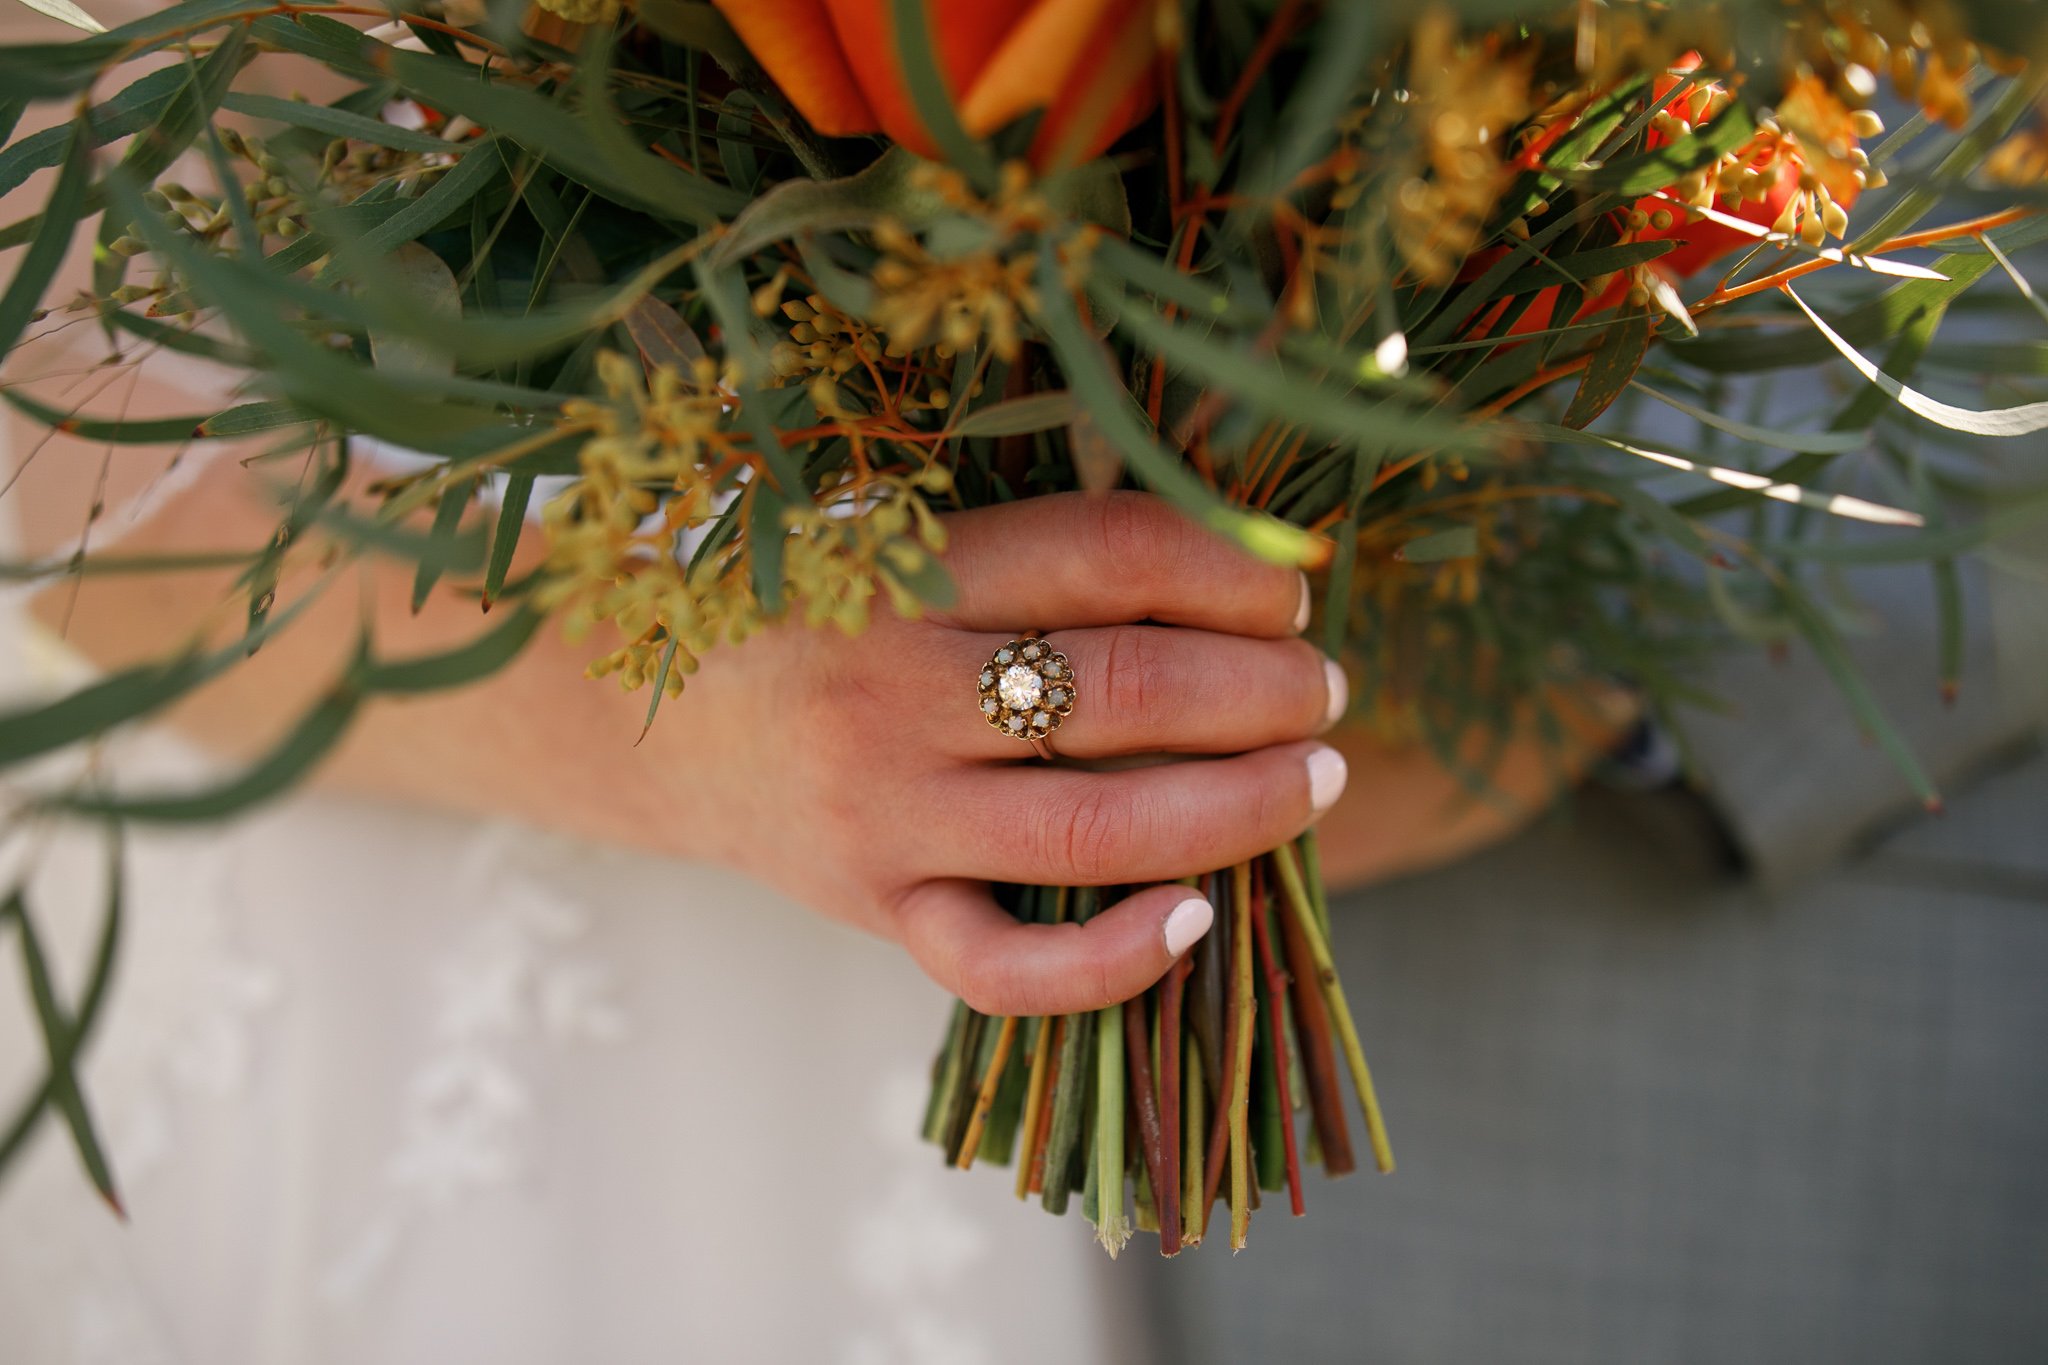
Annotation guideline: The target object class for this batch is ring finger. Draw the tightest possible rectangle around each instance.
[954,625,1346,760]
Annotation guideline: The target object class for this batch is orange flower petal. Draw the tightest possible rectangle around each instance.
[822,0,1032,158]
[711,0,879,137]
[959,0,1150,142]
[1027,1,1157,168]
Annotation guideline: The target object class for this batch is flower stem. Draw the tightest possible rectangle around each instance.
[1014,1013,1058,1199]
[1273,843,1394,1174]
[1250,860,1307,1215]
[1182,1034,1206,1248]
[955,1015,1020,1170]
[1093,1001,1131,1256]
[1228,860,1257,1249]
[1157,955,1188,1255]
[1123,994,1169,1252]
[1276,880,1355,1175]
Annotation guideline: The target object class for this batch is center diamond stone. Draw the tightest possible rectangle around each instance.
[998,663,1044,711]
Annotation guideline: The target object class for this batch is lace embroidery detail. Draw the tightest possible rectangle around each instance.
[321,826,627,1304]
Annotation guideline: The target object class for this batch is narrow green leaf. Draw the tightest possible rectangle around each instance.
[1111,299,1485,456]
[380,47,744,223]
[1321,503,1359,660]
[1785,284,2048,437]
[1037,242,1324,567]
[1492,239,1676,298]
[0,64,184,197]
[1759,491,2048,564]
[109,174,513,453]
[0,833,123,1183]
[1776,578,1939,808]
[411,478,474,612]
[621,295,708,371]
[887,0,992,181]
[571,29,744,225]
[482,474,533,605]
[4,890,121,1214]
[318,141,505,278]
[1563,97,1757,193]
[358,606,544,693]
[1540,425,1923,526]
[1672,251,1994,372]
[709,145,944,268]
[1628,381,1865,454]
[0,113,90,360]
[0,387,313,444]
[47,687,361,823]
[1397,527,1481,563]
[948,391,1080,438]
[1561,309,1652,429]
[314,502,488,573]
[746,478,788,615]
[196,400,316,438]
[0,0,253,99]
[15,0,104,33]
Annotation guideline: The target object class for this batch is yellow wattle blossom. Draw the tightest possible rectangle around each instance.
[538,350,954,693]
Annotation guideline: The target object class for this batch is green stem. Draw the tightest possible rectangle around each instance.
[1228,861,1256,1249]
[1093,1000,1130,1256]
[1273,843,1395,1174]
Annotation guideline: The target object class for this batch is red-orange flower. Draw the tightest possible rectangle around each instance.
[1627,58,1866,278]
[709,0,1159,169]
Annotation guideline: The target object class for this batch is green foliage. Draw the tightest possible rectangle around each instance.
[0,0,2043,1203]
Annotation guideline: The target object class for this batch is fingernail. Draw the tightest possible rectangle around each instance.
[1293,573,1313,633]
[1163,895,1215,957]
[1307,744,1348,814]
[1323,659,1348,727]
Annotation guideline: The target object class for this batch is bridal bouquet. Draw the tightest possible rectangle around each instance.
[1,0,2043,1256]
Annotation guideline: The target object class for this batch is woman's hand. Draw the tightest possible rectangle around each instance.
[660,490,1351,1016]
[31,456,1348,1017]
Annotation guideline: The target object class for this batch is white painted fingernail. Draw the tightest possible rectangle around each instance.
[1293,573,1313,633]
[1323,659,1348,727]
[1307,744,1348,814]
[1163,895,1215,957]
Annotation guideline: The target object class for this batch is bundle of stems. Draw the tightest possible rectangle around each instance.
[923,833,1392,1256]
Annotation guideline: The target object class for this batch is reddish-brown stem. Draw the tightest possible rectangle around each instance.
[1210,0,1309,164]
[1157,956,1188,1255]
[1250,860,1307,1216]
[1123,996,1170,1253]
[1692,206,2037,313]
[1025,1016,1065,1195]
[1198,897,1244,1224]
[1277,887,1356,1175]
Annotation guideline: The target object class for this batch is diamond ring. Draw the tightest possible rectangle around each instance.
[976,636,1076,759]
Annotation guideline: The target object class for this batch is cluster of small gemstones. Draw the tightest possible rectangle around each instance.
[976,638,1076,742]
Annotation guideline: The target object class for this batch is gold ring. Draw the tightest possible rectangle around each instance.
[976,635,1075,759]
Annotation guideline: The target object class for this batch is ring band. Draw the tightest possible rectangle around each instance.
[976,635,1076,759]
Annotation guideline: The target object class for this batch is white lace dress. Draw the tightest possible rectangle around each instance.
[0,618,1147,1364]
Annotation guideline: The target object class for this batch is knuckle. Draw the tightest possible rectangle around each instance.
[1099,625,1170,733]
[1040,782,1130,884]
[1092,492,1191,591]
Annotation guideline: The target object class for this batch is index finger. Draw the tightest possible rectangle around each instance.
[936,490,1310,638]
